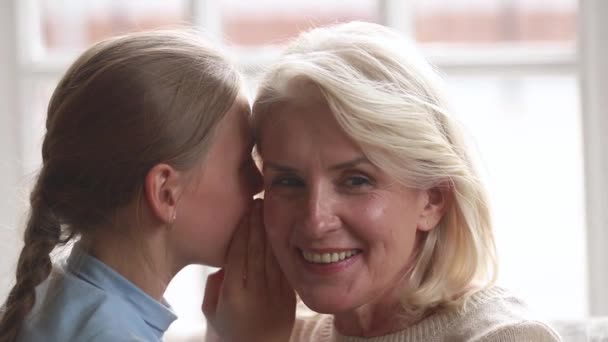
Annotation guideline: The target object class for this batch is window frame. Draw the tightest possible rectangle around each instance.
[0,0,21,238]
[580,0,608,316]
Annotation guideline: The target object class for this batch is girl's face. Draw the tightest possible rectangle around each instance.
[173,98,262,267]
[258,95,434,314]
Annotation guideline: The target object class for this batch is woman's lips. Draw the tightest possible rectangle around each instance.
[300,249,362,264]
[295,248,362,275]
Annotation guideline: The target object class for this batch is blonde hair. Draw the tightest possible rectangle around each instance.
[253,21,497,315]
[0,29,241,341]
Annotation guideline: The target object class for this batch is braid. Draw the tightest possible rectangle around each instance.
[0,178,65,341]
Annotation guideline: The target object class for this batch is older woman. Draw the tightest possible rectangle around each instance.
[204,21,561,341]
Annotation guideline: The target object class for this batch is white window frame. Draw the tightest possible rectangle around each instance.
[2,0,604,316]
[580,0,608,316]
[0,0,21,235]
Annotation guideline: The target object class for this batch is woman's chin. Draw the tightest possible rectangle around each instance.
[299,293,355,315]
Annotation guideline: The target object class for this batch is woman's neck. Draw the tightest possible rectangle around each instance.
[333,303,425,337]
[332,282,429,337]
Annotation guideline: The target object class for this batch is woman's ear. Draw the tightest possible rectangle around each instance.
[417,183,451,232]
[143,163,185,224]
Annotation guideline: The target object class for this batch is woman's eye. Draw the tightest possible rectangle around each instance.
[343,175,372,188]
[271,176,303,187]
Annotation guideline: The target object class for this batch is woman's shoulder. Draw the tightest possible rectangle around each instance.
[445,286,561,341]
[470,321,561,342]
[287,287,562,342]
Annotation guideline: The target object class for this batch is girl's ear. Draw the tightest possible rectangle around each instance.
[417,183,451,232]
[143,163,185,224]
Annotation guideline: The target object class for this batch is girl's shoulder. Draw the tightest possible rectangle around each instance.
[18,267,155,342]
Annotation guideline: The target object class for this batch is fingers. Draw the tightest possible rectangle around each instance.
[260,204,295,304]
[264,235,281,291]
[246,199,266,289]
[202,269,225,319]
[223,215,250,292]
[219,199,269,295]
[266,244,296,308]
[201,199,297,342]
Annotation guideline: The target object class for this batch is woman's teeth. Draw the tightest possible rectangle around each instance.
[301,250,361,264]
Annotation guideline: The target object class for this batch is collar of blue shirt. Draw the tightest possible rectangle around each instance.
[65,244,178,335]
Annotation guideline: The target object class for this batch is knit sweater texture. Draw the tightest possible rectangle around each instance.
[290,287,561,342]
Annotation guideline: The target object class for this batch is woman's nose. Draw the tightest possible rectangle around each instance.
[299,184,341,238]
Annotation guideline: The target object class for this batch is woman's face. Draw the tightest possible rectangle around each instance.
[174,97,262,267]
[259,95,434,314]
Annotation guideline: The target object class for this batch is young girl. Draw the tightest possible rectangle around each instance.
[0,30,292,342]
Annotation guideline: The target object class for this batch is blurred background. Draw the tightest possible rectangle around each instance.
[1,0,605,341]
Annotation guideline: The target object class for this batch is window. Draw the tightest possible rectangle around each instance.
[38,0,188,56]
[445,73,584,319]
[414,0,576,44]
[220,0,380,47]
[409,0,584,320]
[5,0,592,340]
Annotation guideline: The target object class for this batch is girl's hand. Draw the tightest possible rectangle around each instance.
[202,199,296,342]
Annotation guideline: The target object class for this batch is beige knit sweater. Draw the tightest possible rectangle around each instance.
[290,287,561,342]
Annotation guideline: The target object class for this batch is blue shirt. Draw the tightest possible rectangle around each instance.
[18,245,177,342]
